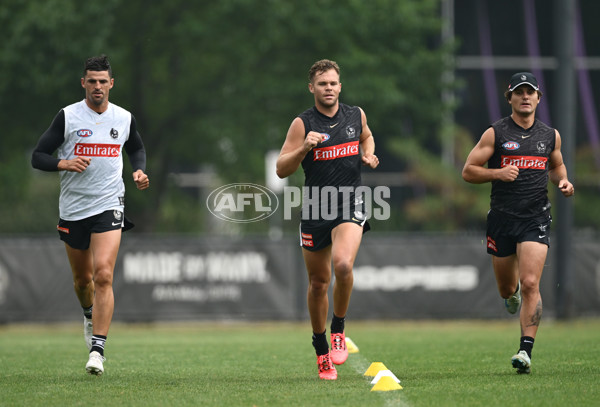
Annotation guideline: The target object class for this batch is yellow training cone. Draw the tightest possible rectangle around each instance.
[345,337,359,354]
[371,376,403,392]
[364,362,387,377]
[370,369,401,385]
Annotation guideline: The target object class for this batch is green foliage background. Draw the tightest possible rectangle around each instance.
[0,0,596,234]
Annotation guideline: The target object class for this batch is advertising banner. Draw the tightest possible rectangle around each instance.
[0,234,598,322]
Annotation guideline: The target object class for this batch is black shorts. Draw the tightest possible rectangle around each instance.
[485,209,552,257]
[57,210,134,250]
[300,218,370,252]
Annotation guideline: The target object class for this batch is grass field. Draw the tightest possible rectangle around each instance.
[1,319,599,407]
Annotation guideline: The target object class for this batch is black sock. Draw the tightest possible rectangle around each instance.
[312,330,329,356]
[82,305,93,320]
[519,336,534,358]
[91,335,107,356]
[330,314,345,334]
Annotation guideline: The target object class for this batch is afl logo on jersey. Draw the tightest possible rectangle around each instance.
[76,129,93,138]
[502,141,520,150]
[320,133,331,142]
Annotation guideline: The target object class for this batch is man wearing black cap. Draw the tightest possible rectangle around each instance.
[462,72,574,374]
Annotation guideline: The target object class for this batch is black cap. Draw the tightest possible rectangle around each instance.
[508,72,539,92]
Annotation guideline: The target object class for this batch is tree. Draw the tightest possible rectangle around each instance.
[107,0,455,233]
[1,0,457,234]
[0,0,120,232]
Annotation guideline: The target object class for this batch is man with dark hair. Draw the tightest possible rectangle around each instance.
[84,55,113,78]
[32,55,149,376]
[462,72,574,374]
[276,59,379,380]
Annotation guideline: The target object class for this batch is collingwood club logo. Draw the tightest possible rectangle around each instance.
[110,128,119,139]
[537,141,547,153]
[346,126,356,138]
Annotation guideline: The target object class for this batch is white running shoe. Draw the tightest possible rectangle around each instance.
[86,351,105,376]
[511,350,531,374]
[84,317,93,351]
[504,282,521,314]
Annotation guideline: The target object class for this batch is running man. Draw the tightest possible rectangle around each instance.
[31,55,149,376]
[462,72,574,374]
[276,59,379,380]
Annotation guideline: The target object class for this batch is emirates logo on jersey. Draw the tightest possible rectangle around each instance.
[501,155,547,169]
[313,141,359,161]
[74,143,120,157]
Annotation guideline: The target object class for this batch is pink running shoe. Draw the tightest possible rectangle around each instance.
[330,332,348,365]
[317,353,337,380]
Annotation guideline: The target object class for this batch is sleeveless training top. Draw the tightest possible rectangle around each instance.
[488,116,555,218]
[57,100,132,220]
[299,103,363,224]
